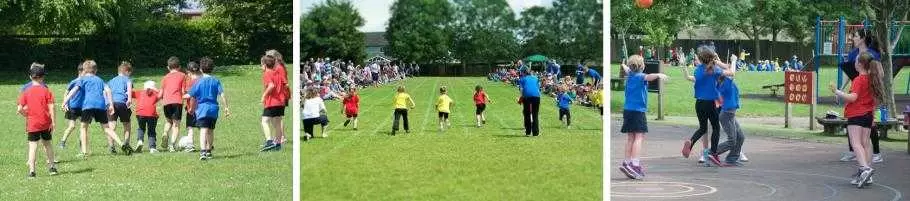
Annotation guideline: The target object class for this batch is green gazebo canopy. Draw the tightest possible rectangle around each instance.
[524,54,548,62]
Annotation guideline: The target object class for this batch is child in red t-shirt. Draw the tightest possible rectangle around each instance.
[473,85,493,127]
[260,55,287,152]
[133,81,162,153]
[342,87,360,130]
[830,52,884,188]
[160,56,187,152]
[183,61,201,152]
[18,64,58,177]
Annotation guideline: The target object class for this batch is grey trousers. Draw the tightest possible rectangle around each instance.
[716,110,745,163]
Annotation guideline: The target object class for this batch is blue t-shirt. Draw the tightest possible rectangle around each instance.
[557,93,572,109]
[623,73,647,112]
[718,77,740,111]
[189,75,224,120]
[518,75,541,98]
[846,48,881,64]
[78,75,108,110]
[67,78,85,109]
[587,69,602,81]
[108,75,131,103]
[693,64,721,100]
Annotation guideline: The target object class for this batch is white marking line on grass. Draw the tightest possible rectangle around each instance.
[418,78,440,134]
[318,82,388,137]
[371,77,430,136]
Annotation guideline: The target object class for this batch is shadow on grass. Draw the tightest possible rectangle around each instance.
[65,168,94,175]
[492,134,529,138]
[218,152,256,160]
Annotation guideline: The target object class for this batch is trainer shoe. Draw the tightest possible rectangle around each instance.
[618,162,636,179]
[149,148,159,154]
[108,146,117,154]
[631,165,645,178]
[58,141,66,149]
[840,152,856,162]
[135,141,144,153]
[200,152,208,161]
[184,146,196,152]
[857,167,875,188]
[343,120,350,127]
[205,151,213,159]
[27,171,36,178]
[482,120,486,124]
[260,142,277,152]
[682,140,693,158]
[168,146,176,153]
[120,144,133,156]
[739,152,749,162]
[872,154,883,163]
[49,167,58,175]
[273,143,282,151]
[698,154,706,163]
[850,169,861,185]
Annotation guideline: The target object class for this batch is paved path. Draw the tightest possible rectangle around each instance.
[610,119,910,201]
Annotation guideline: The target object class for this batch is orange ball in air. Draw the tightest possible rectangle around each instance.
[635,0,653,9]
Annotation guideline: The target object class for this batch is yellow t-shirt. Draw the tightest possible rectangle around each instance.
[436,94,453,113]
[591,89,603,106]
[394,92,412,109]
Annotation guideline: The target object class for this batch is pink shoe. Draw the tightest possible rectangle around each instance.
[682,140,693,158]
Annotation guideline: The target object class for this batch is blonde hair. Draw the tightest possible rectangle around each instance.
[304,88,318,99]
[82,60,97,73]
[626,55,645,73]
[119,61,133,73]
[266,50,283,63]
[397,86,406,93]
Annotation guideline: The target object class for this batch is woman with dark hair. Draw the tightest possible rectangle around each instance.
[680,46,736,166]
[839,28,883,163]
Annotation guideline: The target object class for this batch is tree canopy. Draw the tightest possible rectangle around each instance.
[301,0,365,63]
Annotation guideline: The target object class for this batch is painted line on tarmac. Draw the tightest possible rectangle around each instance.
[611,181,717,198]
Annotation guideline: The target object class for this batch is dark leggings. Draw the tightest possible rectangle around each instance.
[848,126,881,154]
[303,118,319,136]
[522,97,541,136]
[689,100,721,154]
[393,109,409,131]
[136,116,158,148]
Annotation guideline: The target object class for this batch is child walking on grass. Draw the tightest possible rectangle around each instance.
[161,56,187,152]
[19,64,58,177]
[63,60,133,157]
[59,65,84,149]
[618,55,668,180]
[133,81,161,153]
[473,85,492,127]
[185,57,230,160]
[183,61,201,152]
[260,55,288,152]
[108,62,134,149]
[392,86,416,135]
[436,86,454,131]
[342,88,360,130]
[556,86,572,128]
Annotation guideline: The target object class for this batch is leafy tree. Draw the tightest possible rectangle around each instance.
[862,0,910,117]
[518,6,556,58]
[549,0,602,64]
[386,0,453,64]
[300,0,364,62]
[202,0,292,62]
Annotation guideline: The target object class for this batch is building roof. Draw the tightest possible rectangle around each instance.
[364,32,388,47]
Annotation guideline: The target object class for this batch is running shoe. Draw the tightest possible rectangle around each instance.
[698,154,706,163]
[135,141,144,153]
[108,146,117,154]
[872,153,883,163]
[149,148,159,154]
[120,144,133,156]
[27,171,36,178]
[682,140,693,158]
[618,162,636,179]
[200,152,208,161]
[168,144,176,152]
[58,141,66,149]
[631,165,645,178]
[260,140,276,152]
[850,169,861,185]
[705,151,724,166]
[840,152,856,162]
[739,152,749,162]
[857,167,875,188]
[49,167,58,175]
[343,120,350,127]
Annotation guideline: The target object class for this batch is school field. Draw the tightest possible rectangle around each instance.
[301,77,604,201]
[0,65,291,200]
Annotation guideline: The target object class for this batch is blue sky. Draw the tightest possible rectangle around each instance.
[301,0,554,32]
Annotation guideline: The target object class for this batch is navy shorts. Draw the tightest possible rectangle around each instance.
[111,102,132,123]
[475,104,486,115]
[620,110,648,133]
[196,117,217,129]
[81,108,110,124]
[164,104,183,120]
[185,113,198,128]
[64,108,82,120]
[27,130,52,142]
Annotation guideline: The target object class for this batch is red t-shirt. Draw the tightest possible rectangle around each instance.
[161,71,187,105]
[473,91,487,105]
[133,90,160,117]
[19,84,54,133]
[343,94,360,114]
[263,69,287,107]
[845,75,876,118]
[184,77,198,113]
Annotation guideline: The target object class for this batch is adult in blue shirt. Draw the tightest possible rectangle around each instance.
[583,65,602,86]
[575,65,585,85]
[680,46,735,165]
[838,28,883,162]
[546,60,561,77]
[517,67,542,136]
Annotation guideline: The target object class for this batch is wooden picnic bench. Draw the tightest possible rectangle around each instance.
[815,117,902,139]
[610,77,626,91]
[762,83,785,97]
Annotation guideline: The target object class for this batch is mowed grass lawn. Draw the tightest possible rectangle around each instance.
[610,64,910,117]
[0,65,291,200]
[302,77,603,201]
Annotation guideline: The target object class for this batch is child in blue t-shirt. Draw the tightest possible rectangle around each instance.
[62,60,132,157]
[108,62,134,148]
[619,55,669,180]
[556,86,573,128]
[185,57,231,160]
[715,75,746,166]
[59,65,84,149]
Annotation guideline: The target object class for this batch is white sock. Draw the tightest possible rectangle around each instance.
[631,159,641,166]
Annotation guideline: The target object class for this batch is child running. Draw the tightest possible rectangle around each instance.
[59,65,84,149]
[161,56,187,152]
[183,61,201,152]
[473,85,492,127]
[342,88,360,130]
[260,55,288,151]
[63,60,133,156]
[302,88,326,141]
[19,64,59,177]
[680,46,735,166]
[392,86,416,135]
[556,86,572,128]
[618,55,668,179]
[108,62,134,149]
[436,86,454,131]
[185,57,230,160]
[134,81,161,153]
[829,52,883,188]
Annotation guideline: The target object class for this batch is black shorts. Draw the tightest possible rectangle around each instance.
[163,104,183,120]
[475,104,486,115]
[847,112,874,128]
[110,102,132,122]
[81,109,110,124]
[27,130,52,142]
[64,108,82,120]
[620,110,648,133]
[196,117,217,129]
[186,113,198,128]
[262,106,286,117]
[372,73,379,81]
[438,112,449,119]
[345,113,358,118]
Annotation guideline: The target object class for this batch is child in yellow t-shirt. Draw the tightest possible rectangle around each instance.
[591,84,604,115]
[392,86,416,135]
[436,86,454,131]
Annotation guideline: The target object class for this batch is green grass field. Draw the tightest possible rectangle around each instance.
[0,65,291,200]
[301,77,603,201]
[610,64,910,117]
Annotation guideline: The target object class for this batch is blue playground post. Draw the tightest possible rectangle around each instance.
[814,16,821,101]
[837,16,845,90]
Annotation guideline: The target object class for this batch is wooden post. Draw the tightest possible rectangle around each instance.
[810,87,816,131]
[785,103,792,128]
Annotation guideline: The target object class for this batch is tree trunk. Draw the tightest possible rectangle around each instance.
[874,12,896,116]
[770,31,778,62]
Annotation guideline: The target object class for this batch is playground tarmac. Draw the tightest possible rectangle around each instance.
[610,118,910,201]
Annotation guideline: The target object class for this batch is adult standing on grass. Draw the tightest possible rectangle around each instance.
[839,28,884,163]
[680,46,735,166]
[829,52,885,188]
[517,61,542,137]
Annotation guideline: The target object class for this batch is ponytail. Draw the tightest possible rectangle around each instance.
[697,46,718,73]
[859,52,886,104]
